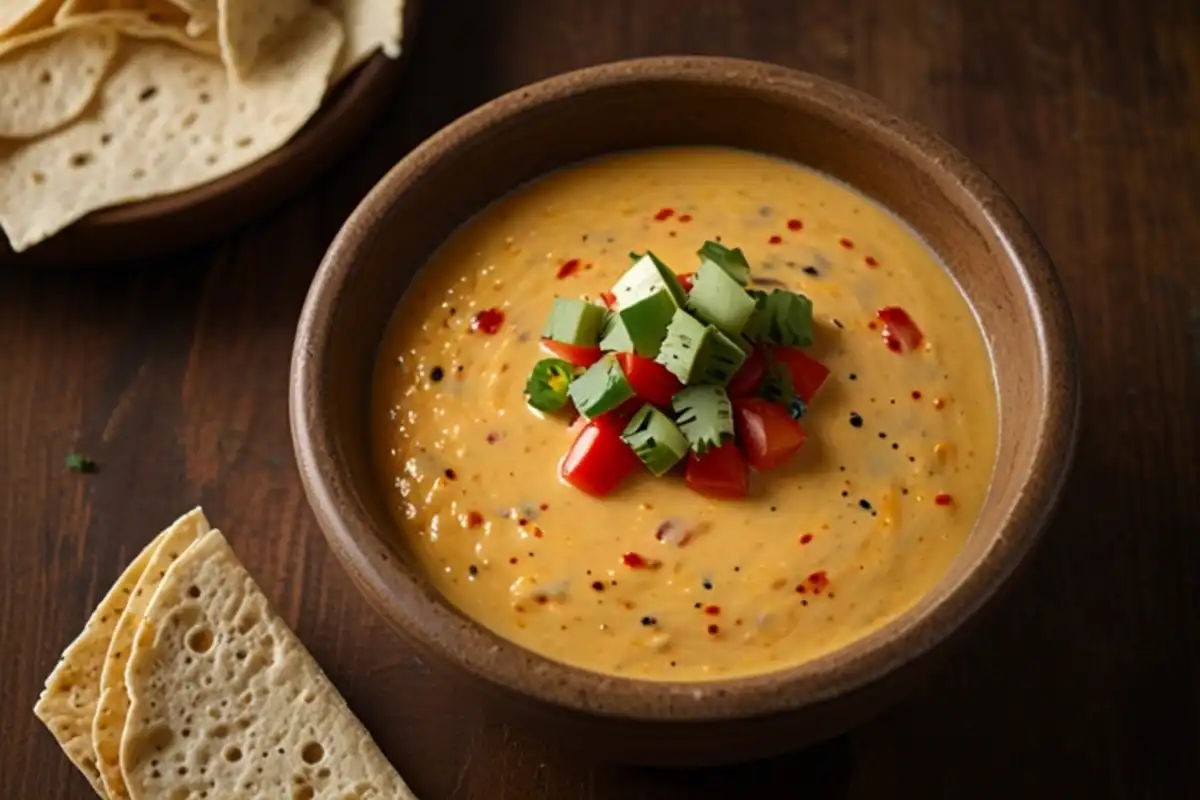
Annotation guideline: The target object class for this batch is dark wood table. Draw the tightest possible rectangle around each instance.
[3,1,1196,797]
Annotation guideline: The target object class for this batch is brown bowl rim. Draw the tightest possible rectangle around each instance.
[291,55,1080,722]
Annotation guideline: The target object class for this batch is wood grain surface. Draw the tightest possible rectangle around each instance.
[1,1,1196,797]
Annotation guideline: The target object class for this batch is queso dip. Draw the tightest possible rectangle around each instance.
[371,148,997,681]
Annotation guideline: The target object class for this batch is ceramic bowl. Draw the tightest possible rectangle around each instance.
[290,56,1079,766]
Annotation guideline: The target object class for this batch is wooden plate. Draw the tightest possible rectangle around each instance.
[1,1,420,268]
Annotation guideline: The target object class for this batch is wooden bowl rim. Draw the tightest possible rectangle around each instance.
[292,55,1080,722]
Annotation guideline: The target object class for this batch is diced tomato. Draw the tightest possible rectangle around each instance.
[727,346,766,397]
[769,346,830,402]
[559,414,642,496]
[540,338,603,367]
[876,306,923,352]
[616,352,682,407]
[599,291,618,310]
[685,442,750,499]
[732,397,806,471]
[676,272,695,292]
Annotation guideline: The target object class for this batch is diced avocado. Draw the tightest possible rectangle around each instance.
[599,310,634,352]
[672,386,734,454]
[612,253,687,308]
[686,260,757,336]
[542,297,606,346]
[601,288,675,357]
[697,240,751,285]
[524,358,576,412]
[621,403,689,476]
[655,308,748,387]
[655,308,710,384]
[695,327,748,386]
[745,290,814,347]
[567,354,634,418]
[741,289,771,341]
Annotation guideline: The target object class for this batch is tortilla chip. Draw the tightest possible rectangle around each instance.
[93,508,209,800]
[323,0,403,81]
[33,526,171,798]
[0,0,61,39]
[161,0,215,39]
[0,5,342,251]
[217,0,310,81]
[121,530,415,799]
[54,0,218,56]
[0,26,117,139]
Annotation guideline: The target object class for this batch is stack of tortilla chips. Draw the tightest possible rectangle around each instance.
[0,0,404,252]
[35,509,417,799]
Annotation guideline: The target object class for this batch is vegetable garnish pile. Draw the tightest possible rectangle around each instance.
[524,242,831,499]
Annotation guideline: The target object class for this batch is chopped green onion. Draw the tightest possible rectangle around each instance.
[567,354,635,418]
[524,358,576,412]
[621,404,689,476]
[672,386,734,454]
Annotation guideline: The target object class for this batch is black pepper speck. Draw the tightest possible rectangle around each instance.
[802,266,819,276]
[849,412,864,428]
[430,366,444,382]
[641,616,656,626]
[859,499,872,510]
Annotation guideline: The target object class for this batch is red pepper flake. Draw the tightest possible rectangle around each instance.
[486,432,500,444]
[934,493,954,506]
[707,624,720,635]
[470,308,505,334]
[591,581,605,592]
[704,605,721,616]
[911,390,922,400]
[806,570,830,595]
[621,552,661,569]
[800,533,814,545]
[795,584,807,594]
[535,595,548,605]
[509,556,518,564]
[654,207,675,221]
[556,258,581,279]
[768,235,783,245]
[839,237,855,249]
[599,291,617,309]
[517,517,528,527]
[877,306,924,352]
[539,503,549,511]
[787,218,803,231]
[532,527,544,538]
[678,213,693,223]
[867,320,878,330]
[932,397,946,410]
[865,255,879,267]
[466,511,484,528]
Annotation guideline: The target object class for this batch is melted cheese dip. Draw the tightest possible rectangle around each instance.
[371,148,997,681]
